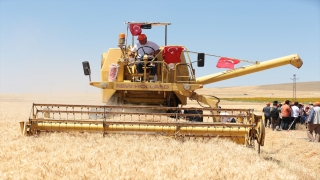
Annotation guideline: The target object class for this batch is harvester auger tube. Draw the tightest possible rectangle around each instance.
[196,54,302,85]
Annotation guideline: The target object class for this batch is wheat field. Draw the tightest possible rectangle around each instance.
[1,82,320,180]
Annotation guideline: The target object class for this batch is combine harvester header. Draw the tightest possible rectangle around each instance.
[20,21,303,154]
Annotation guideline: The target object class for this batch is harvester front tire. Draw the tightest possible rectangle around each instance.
[259,118,265,146]
[255,118,264,154]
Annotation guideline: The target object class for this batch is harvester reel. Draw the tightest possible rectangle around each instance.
[22,104,265,153]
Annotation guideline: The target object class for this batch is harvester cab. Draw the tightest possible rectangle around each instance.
[21,21,304,154]
[82,21,302,109]
[82,21,210,109]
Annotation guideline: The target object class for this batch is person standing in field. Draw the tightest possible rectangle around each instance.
[309,102,314,110]
[270,101,280,131]
[290,101,300,130]
[278,103,283,130]
[298,103,304,124]
[262,102,271,127]
[303,106,310,130]
[306,102,320,142]
[281,100,292,130]
[301,106,308,124]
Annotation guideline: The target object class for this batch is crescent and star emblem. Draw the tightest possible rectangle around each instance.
[167,47,178,54]
[224,60,236,64]
[133,25,140,32]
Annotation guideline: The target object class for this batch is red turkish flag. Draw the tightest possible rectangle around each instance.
[129,24,142,36]
[216,57,241,69]
[163,46,184,63]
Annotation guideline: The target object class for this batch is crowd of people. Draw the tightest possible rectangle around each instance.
[262,100,320,143]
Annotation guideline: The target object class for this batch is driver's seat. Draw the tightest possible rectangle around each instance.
[133,55,156,82]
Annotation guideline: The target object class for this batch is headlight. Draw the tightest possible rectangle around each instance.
[100,82,108,89]
[168,63,175,70]
[183,84,191,90]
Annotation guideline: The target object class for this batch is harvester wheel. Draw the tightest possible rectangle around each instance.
[258,118,265,146]
[255,118,264,154]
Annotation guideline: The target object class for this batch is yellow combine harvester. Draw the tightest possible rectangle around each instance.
[20,22,303,153]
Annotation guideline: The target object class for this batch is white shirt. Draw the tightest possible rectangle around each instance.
[220,112,232,122]
[131,41,159,58]
[291,105,300,117]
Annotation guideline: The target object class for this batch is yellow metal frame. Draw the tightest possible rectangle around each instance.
[20,104,265,152]
[96,41,303,108]
[20,22,304,154]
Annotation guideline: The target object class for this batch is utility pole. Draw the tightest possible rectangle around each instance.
[290,74,298,102]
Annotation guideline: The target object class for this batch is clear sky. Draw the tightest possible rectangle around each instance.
[0,0,319,94]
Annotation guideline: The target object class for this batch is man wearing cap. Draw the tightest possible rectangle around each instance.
[306,101,320,142]
[262,102,271,128]
[270,101,280,131]
[129,34,160,80]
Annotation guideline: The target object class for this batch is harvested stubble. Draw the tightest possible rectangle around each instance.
[1,94,319,180]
